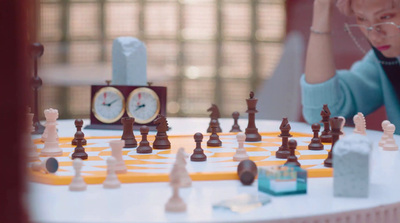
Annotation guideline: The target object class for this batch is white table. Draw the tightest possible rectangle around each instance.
[29,118,400,223]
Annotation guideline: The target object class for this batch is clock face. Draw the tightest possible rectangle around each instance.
[127,87,160,124]
[92,87,125,123]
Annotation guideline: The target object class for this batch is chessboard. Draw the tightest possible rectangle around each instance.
[30,132,333,185]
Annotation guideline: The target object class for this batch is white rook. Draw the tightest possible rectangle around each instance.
[112,37,147,86]
[333,134,372,198]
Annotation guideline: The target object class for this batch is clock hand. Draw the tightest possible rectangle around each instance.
[106,99,119,107]
[135,104,146,111]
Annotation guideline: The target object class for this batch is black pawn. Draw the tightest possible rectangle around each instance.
[191,132,207,161]
[71,131,88,160]
[207,120,222,147]
[229,111,242,132]
[121,117,137,148]
[276,135,290,159]
[308,123,324,150]
[72,119,87,146]
[137,125,152,154]
[284,139,300,167]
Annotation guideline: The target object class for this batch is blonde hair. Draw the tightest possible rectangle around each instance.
[336,0,400,16]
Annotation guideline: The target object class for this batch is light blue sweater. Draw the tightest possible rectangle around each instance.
[301,50,400,134]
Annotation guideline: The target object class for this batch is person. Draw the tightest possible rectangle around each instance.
[300,0,400,134]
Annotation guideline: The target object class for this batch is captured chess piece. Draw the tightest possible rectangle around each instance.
[237,160,257,185]
[69,158,87,191]
[153,114,171,149]
[110,140,127,174]
[308,123,324,150]
[320,104,332,143]
[382,124,398,151]
[229,111,242,132]
[72,119,87,145]
[191,132,207,161]
[207,119,222,147]
[207,104,222,133]
[103,156,121,189]
[137,125,153,153]
[71,130,88,160]
[40,109,63,157]
[30,43,45,134]
[379,120,391,147]
[324,117,344,168]
[121,117,137,148]
[32,157,59,174]
[278,117,293,137]
[233,133,249,161]
[245,92,262,142]
[353,112,367,135]
[285,139,301,167]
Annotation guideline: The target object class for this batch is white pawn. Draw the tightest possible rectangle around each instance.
[40,109,63,156]
[233,133,249,161]
[69,158,87,191]
[32,157,59,174]
[175,148,191,188]
[110,140,127,174]
[103,156,121,189]
[338,116,346,139]
[383,124,398,151]
[379,120,391,147]
[41,108,59,142]
[353,112,366,135]
[26,112,39,161]
[165,162,186,212]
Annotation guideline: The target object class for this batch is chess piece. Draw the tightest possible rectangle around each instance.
[237,160,257,185]
[31,157,59,174]
[71,131,88,160]
[137,125,153,153]
[308,123,324,150]
[40,109,63,156]
[103,156,121,189]
[41,108,59,142]
[207,104,222,133]
[383,124,398,151]
[121,117,137,148]
[324,117,344,168]
[175,148,192,187]
[278,117,293,137]
[26,112,39,161]
[320,104,332,143]
[207,119,222,147]
[72,119,87,146]
[30,43,45,134]
[379,120,391,147]
[69,158,87,191]
[153,114,171,149]
[285,139,301,167]
[165,161,187,212]
[338,116,346,139]
[230,111,242,132]
[233,133,249,161]
[353,112,367,135]
[245,92,262,142]
[191,133,207,161]
[110,140,127,174]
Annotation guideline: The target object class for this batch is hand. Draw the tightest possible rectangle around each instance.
[105,99,119,107]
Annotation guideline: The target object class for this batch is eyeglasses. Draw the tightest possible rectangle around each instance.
[345,22,400,39]
[344,22,400,54]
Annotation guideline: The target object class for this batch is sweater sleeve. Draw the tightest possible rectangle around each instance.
[300,51,384,124]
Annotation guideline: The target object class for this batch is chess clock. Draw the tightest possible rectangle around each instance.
[86,84,167,130]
